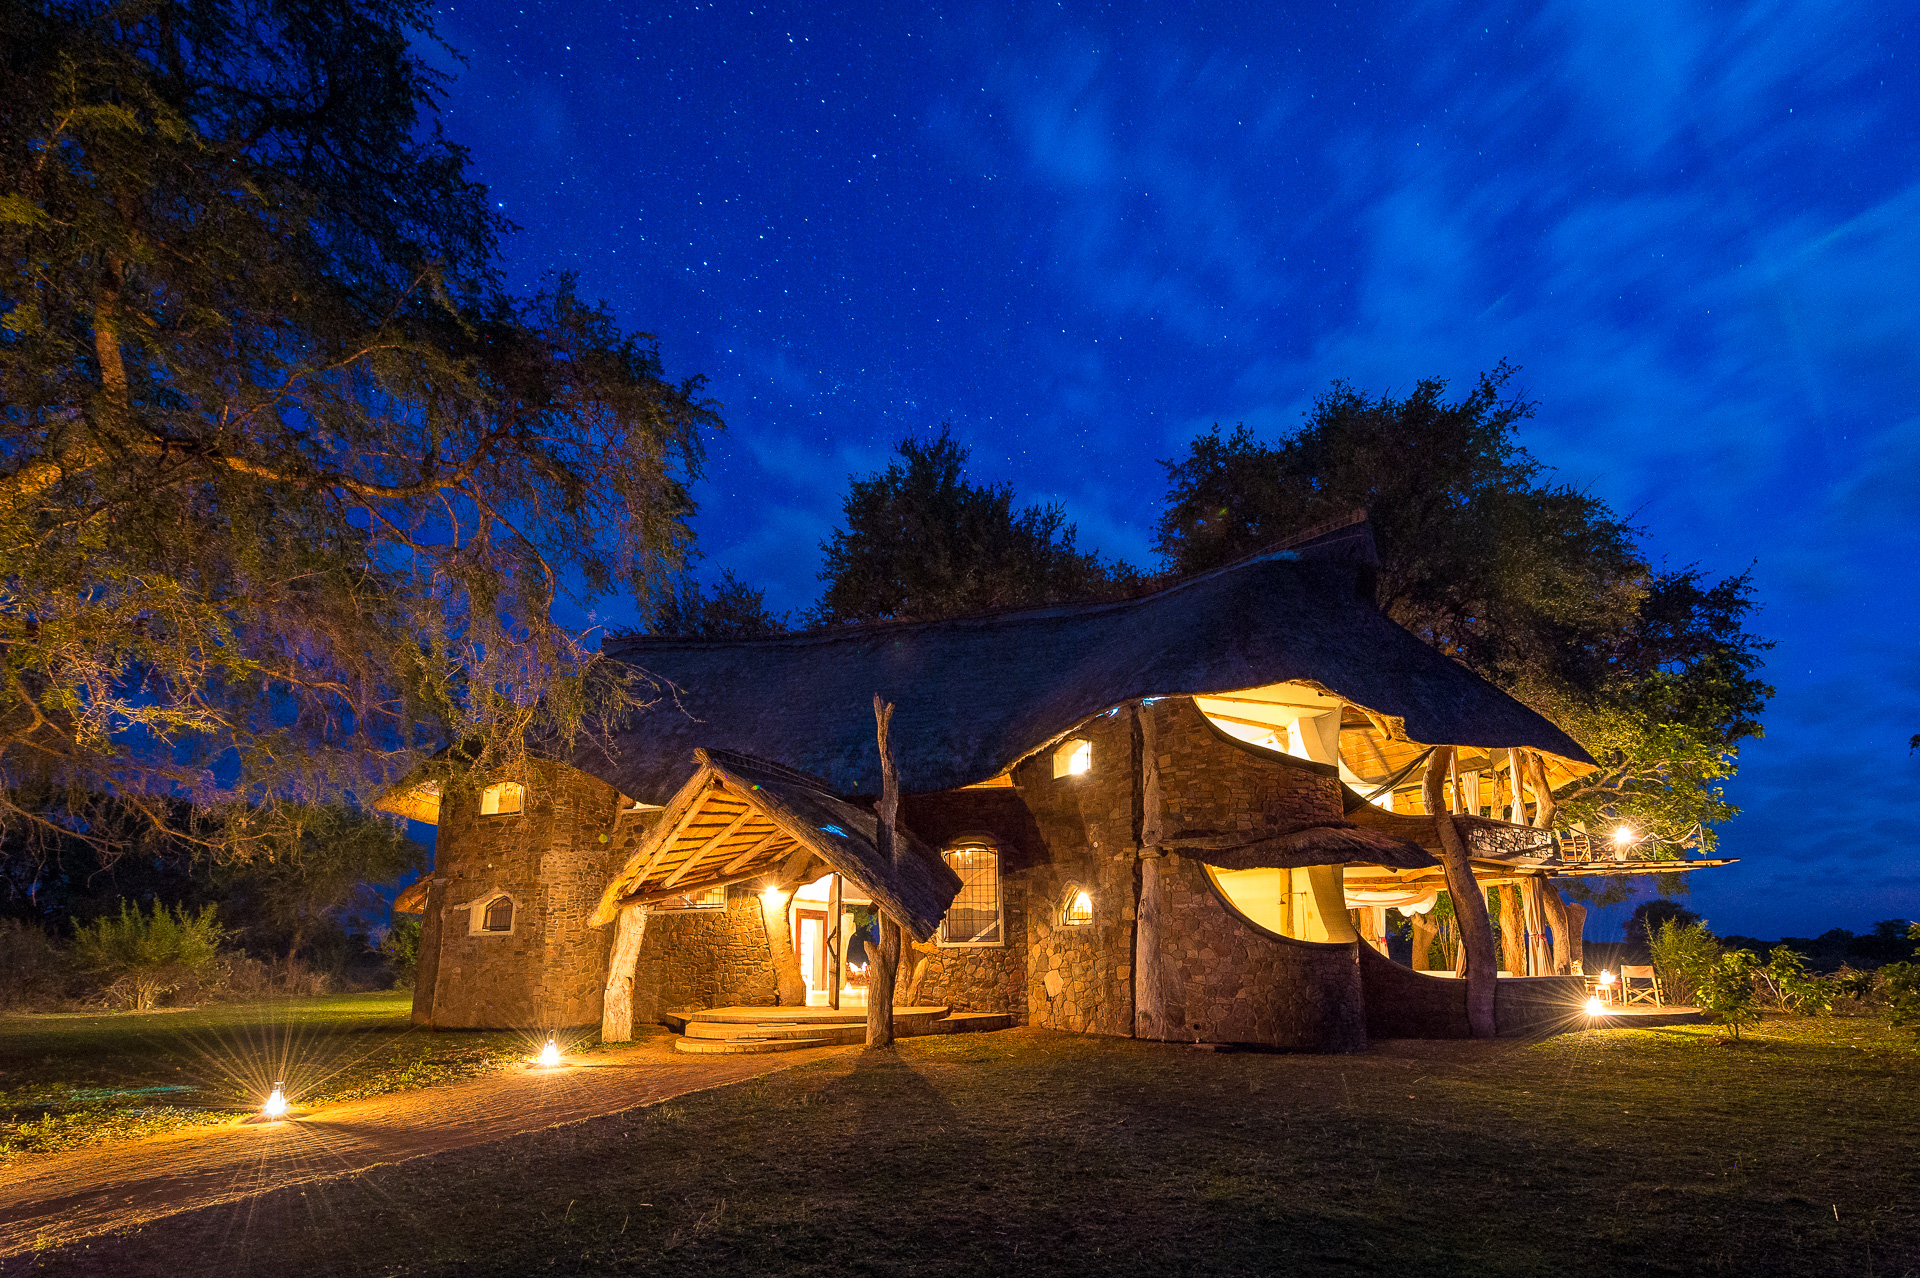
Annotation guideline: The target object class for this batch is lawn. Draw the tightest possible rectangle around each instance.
[15,1015,1918,1277]
[0,992,580,1158]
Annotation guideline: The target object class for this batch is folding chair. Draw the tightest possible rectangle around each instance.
[1619,964,1664,1007]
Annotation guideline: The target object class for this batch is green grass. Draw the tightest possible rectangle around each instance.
[0,992,587,1158]
[22,1014,1920,1277]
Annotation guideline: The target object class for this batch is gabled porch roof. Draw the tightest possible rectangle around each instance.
[588,748,962,941]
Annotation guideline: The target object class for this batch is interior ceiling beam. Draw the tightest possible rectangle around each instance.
[660,807,760,888]
[721,826,788,874]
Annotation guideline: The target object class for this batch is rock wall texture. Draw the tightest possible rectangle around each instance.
[1150,697,1346,850]
[628,890,779,1022]
[415,764,629,1030]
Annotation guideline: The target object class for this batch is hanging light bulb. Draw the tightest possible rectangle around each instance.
[262,1082,288,1119]
[538,1038,560,1067]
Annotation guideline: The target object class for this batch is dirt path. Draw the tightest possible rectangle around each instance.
[0,1035,850,1256]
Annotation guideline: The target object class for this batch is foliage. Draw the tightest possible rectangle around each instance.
[1648,918,1721,1008]
[1692,947,1764,1039]
[1759,946,1833,1016]
[1884,963,1920,1039]
[0,0,718,857]
[214,806,426,960]
[0,917,66,1009]
[1154,365,1772,860]
[644,570,787,638]
[815,426,1140,624]
[68,898,224,1009]
[380,914,421,987]
[1628,899,1700,949]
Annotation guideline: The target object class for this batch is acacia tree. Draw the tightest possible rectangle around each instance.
[1,0,717,855]
[1157,365,1772,862]
[815,427,1139,624]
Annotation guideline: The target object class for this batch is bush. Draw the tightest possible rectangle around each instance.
[380,916,422,987]
[1649,918,1721,1007]
[69,899,226,1010]
[1885,962,1920,1039]
[1695,948,1764,1039]
[1761,946,1833,1016]
[0,919,68,1010]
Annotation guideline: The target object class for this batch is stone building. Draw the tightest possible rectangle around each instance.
[387,517,1725,1049]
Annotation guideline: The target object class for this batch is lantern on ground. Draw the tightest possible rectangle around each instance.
[262,1082,288,1119]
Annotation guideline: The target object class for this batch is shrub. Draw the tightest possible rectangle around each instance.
[0,919,68,1010]
[1649,918,1721,1007]
[1695,948,1764,1039]
[380,916,422,987]
[1884,962,1920,1039]
[1761,946,1834,1016]
[69,900,226,1010]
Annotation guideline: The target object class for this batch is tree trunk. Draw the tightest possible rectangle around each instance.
[1563,899,1588,972]
[1525,750,1559,830]
[759,885,807,1006]
[1133,701,1171,1040]
[1409,912,1438,971]
[867,915,902,1047]
[901,939,936,1006]
[1498,885,1528,975]
[1425,746,1498,1037]
[866,694,899,1047]
[1540,879,1573,974]
[600,905,649,1042]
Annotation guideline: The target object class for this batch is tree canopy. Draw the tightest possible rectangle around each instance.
[643,570,787,639]
[1,0,717,855]
[1157,365,1772,860]
[814,427,1139,625]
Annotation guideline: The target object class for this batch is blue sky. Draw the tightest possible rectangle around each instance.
[427,0,1918,939]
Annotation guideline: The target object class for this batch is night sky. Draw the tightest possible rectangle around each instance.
[423,1,1918,941]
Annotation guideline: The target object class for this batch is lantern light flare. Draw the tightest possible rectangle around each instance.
[262,1082,288,1119]
[538,1038,561,1067]
[1585,996,1604,1018]
[1612,825,1636,849]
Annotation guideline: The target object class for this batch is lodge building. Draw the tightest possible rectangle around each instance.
[385,516,1725,1052]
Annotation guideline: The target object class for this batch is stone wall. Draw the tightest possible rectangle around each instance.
[897,791,1035,1018]
[1152,851,1367,1051]
[1151,698,1346,856]
[416,763,629,1030]
[629,889,779,1022]
[1358,946,1589,1038]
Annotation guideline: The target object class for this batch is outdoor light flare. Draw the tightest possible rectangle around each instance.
[538,1038,560,1067]
[262,1082,288,1119]
[1585,996,1604,1017]
[1612,825,1635,848]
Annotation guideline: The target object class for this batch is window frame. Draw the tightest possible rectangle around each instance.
[479,781,526,817]
[466,892,518,936]
[1052,738,1092,779]
[1059,883,1094,927]
[937,839,1006,949]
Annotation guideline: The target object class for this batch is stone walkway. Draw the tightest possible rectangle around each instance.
[0,1033,851,1256]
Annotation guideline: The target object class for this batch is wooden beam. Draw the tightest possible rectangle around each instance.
[660,806,759,888]
[600,905,649,1042]
[721,825,786,875]
[619,868,770,907]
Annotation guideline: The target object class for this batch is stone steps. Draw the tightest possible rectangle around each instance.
[665,1004,1012,1054]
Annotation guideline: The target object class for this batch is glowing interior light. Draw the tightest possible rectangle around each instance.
[1066,740,1091,775]
[1585,996,1604,1017]
[538,1038,561,1067]
[262,1082,288,1119]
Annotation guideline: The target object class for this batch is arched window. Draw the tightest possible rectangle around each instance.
[480,782,525,816]
[939,843,1003,947]
[481,895,514,932]
[1061,885,1093,926]
[1052,738,1092,778]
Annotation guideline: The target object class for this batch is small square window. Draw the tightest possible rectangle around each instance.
[480,782,525,816]
[480,895,513,932]
[1061,887,1093,926]
[939,844,1004,946]
[1053,738,1092,779]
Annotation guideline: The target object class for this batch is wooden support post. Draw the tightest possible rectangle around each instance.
[868,694,900,1048]
[600,905,649,1043]
[902,938,937,1006]
[759,884,807,1006]
[1425,746,1498,1037]
[1133,701,1170,1041]
[1409,910,1438,971]
[1563,898,1588,973]
[1520,877,1551,976]
[1524,750,1559,830]
[1541,879,1573,974]
[1498,884,1528,976]
[825,872,843,1011]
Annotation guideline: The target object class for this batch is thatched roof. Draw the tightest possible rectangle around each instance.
[588,749,962,941]
[583,522,1592,803]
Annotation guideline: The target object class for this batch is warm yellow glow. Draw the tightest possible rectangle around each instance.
[262,1082,288,1119]
[1585,996,1604,1017]
[1612,824,1635,848]
[1063,888,1093,925]
[538,1039,560,1067]
[761,884,784,907]
[1598,969,1615,986]
[1065,740,1091,775]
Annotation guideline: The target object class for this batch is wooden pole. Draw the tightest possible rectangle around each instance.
[1524,750,1559,830]
[1541,879,1573,974]
[1563,898,1588,973]
[826,872,843,1011]
[1133,701,1170,1041]
[1409,910,1438,971]
[868,694,900,1047]
[759,885,807,1006]
[600,905,649,1042]
[1497,885,1527,975]
[1424,746,1498,1037]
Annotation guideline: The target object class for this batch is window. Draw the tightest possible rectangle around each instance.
[480,781,525,816]
[1053,738,1092,778]
[1061,885,1093,926]
[939,844,1004,946]
[480,895,513,932]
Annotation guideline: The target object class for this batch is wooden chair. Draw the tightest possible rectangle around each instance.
[1619,964,1664,1006]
